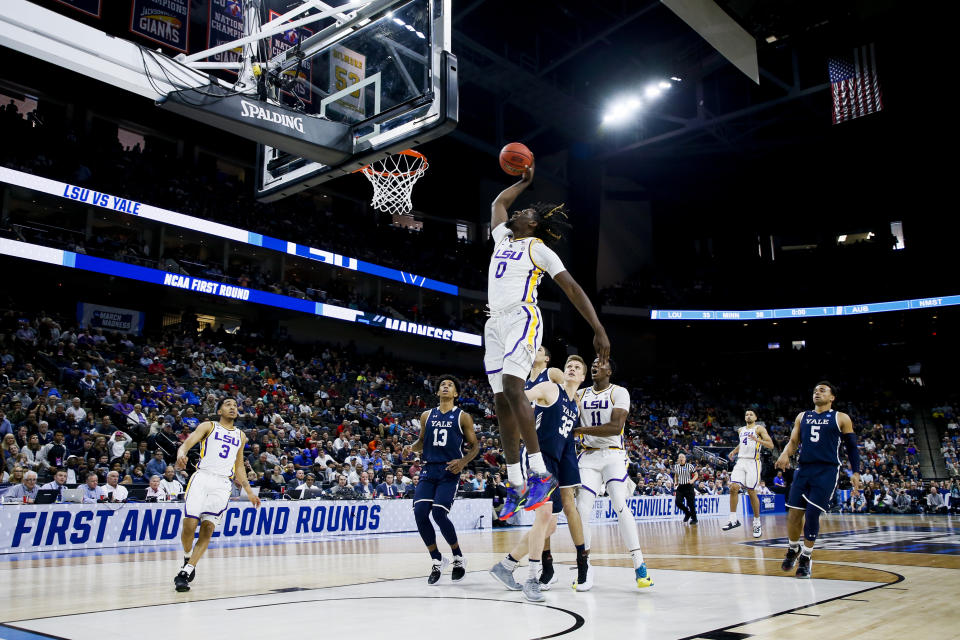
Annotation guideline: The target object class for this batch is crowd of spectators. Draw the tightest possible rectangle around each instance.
[0,306,953,517]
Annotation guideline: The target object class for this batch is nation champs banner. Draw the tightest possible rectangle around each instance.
[0,499,490,554]
[207,0,244,73]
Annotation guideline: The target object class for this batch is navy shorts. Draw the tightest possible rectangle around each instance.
[786,463,841,513]
[414,463,458,511]
[541,440,580,515]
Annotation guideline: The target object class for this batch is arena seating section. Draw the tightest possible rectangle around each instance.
[2,308,956,513]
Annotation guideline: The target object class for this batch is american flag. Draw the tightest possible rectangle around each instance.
[829,44,883,124]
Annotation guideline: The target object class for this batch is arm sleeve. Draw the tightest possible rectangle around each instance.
[491,223,511,244]
[530,241,566,278]
[842,432,860,472]
[611,386,630,411]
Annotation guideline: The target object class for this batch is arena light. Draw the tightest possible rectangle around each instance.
[644,84,662,99]
[658,81,671,90]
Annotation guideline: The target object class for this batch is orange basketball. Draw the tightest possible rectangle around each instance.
[499,142,534,176]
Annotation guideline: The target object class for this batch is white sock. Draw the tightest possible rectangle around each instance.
[507,463,523,486]
[183,563,195,574]
[631,549,644,568]
[789,539,800,551]
[730,516,739,525]
[801,545,813,557]
[502,555,518,570]
[527,452,547,474]
[753,518,761,527]
[528,559,541,580]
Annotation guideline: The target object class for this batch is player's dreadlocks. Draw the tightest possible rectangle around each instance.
[531,202,572,247]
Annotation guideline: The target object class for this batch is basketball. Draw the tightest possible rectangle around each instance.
[499,142,534,176]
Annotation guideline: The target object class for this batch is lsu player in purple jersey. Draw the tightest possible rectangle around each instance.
[485,164,610,521]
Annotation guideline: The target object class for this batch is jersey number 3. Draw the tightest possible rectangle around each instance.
[432,429,448,446]
[218,444,231,459]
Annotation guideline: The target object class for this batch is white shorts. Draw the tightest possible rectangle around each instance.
[578,448,629,495]
[731,458,761,490]
[484,304,542,393]
[184,469,232,526]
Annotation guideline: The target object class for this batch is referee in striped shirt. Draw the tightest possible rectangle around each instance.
[673,453,698,525]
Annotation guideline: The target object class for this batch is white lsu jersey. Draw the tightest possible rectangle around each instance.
[737,426,761,461]
[197,422,243,479]
[577,384,630,449]
[487,223,565,314]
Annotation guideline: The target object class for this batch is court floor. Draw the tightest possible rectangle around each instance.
[1,513,956,640]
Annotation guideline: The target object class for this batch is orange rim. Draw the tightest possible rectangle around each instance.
[353,149,427,177]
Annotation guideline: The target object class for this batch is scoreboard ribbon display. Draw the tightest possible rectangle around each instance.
[0,238,482,346]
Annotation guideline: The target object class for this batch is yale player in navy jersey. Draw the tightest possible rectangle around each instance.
[490,355,585,603]
[411,376,479,584]
[174,398,260,591]
[524,346,589,590]
[486,164,610,521]
[775,381,861,578]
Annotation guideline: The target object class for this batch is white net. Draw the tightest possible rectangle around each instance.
[359,150,429,215]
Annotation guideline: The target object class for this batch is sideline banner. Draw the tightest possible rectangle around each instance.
[0,499,489,554]
[518,494,730,526]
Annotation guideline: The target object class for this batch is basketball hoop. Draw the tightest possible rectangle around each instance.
[357,149,428,215]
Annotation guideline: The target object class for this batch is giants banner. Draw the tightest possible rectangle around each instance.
[207,0,244,73]
[130,0,190,53]
[0,499,490,553]
[268,10,313,104]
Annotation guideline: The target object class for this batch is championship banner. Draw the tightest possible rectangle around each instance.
[130,0,190,54]
[328,44,366,118]
[54,0,102,17]
[0,499,490,554]
[76,302,145,335]
[518,495,730,526]
[207,0,244,73]
[268,10,313,104]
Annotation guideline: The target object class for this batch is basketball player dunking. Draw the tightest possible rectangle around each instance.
[775,381,861,578]
[490,356,586,603]
[723,410,774,538]
[485,164,610,521]
[174,398,260,591]
[411,376,478,584]
[524,346,589,591]
[574,357,652,589]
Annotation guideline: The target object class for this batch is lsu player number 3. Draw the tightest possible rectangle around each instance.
[174,397,259,592]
